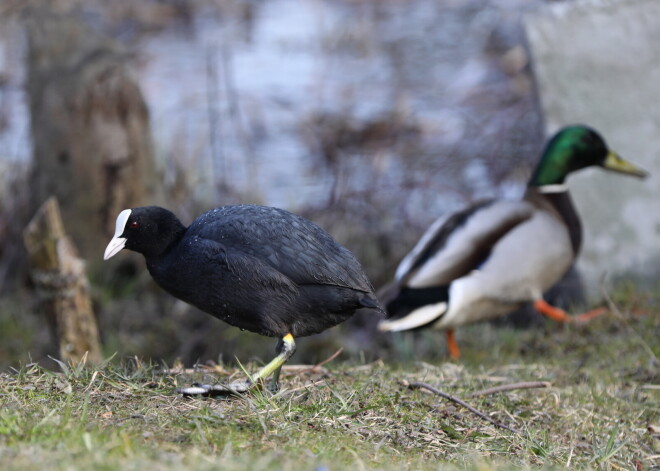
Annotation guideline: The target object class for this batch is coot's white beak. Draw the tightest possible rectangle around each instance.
[104,209,132,260]
[104,237,126,260]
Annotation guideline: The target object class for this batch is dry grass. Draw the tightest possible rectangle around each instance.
[1,289,658,470]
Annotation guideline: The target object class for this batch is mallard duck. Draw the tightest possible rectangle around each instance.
[378,125,647,358]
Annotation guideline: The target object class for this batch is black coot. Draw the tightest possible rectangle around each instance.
[104,205,382,395]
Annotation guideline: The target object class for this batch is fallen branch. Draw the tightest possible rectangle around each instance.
[409,381,519,434]
[469,381,551,398]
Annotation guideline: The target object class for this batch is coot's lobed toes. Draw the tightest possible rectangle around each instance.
[177,382,250,397]
[176,384,215,397]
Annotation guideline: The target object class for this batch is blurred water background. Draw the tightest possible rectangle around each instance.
[4,0,651,369]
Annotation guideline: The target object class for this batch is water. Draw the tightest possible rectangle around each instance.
[0,0,543,220]
[0,19,30,166]
[141,0,341,207]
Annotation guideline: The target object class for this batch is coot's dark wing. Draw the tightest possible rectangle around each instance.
[396,200,534,288]
[187,205,375,293]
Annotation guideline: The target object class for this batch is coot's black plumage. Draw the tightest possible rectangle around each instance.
[104,204,382,395]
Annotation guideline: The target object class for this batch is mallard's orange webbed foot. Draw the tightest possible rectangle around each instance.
[446,329,460,359]
[533,299,606,323]
[572,306,607,323]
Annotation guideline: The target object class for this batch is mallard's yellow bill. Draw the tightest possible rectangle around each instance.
[603,151,648,178]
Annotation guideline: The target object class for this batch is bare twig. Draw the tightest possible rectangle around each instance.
[409,382,519,434]
[283,347,343,376]
[469,381,551,398]
[280,378,328,395]
[161,364,232,376]
[309,347,344,370]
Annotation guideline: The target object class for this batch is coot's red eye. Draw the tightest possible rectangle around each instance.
[130,221,139,229]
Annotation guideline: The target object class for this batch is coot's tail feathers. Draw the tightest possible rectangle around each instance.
[359,292,386,315]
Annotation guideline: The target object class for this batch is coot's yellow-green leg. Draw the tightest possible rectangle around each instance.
[178,333,296,396]
[246,333,296,392]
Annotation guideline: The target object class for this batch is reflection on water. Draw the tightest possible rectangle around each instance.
[1,0,544,219]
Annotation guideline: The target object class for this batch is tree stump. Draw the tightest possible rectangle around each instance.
[23,3,163,259]
[23,197,102,365]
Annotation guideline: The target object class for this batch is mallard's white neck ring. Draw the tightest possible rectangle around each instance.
[538,184,569,194]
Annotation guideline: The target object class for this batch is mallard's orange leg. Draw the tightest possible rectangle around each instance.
[446,329,460,359]
[533,299,606,323]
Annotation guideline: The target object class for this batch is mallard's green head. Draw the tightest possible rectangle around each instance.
[529,126,647,187]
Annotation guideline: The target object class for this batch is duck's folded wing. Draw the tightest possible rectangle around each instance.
[397,200,535,288]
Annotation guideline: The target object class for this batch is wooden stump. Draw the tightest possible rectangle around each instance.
[23,3,163,259]
[23,197,102,365]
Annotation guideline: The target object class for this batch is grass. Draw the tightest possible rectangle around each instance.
[0,289,658,470]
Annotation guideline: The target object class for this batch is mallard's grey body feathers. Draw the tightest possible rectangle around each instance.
[379,126,647,357]
[380,194,574,331]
